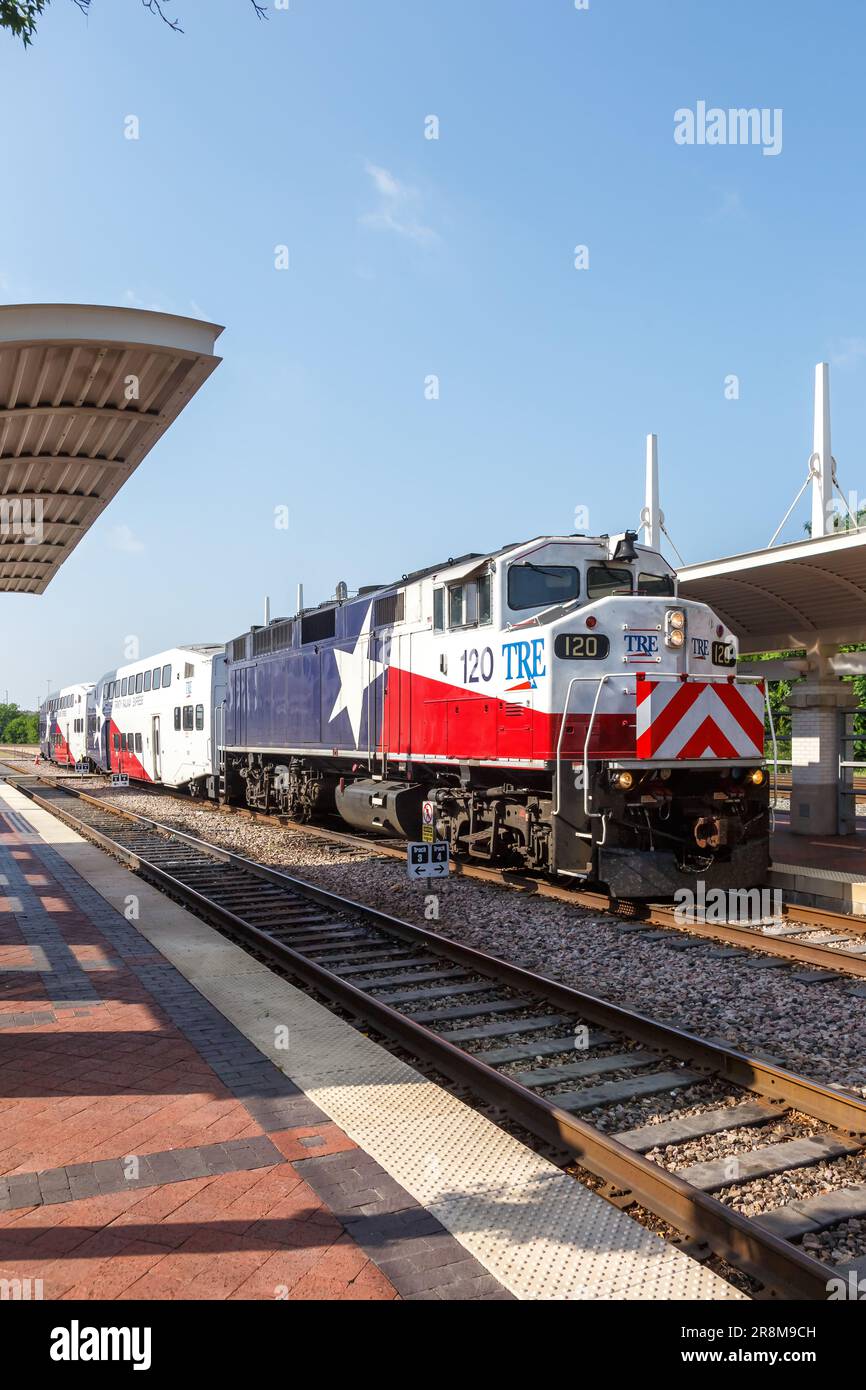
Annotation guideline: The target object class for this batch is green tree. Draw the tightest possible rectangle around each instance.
[0,701,24,739]
[3,712,38,743]
[1,0,267,45]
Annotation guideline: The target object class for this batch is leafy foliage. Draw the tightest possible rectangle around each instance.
[0,702,38,743]
[0,1,49,45]
[3,712,39,743]
[0,0,268,43]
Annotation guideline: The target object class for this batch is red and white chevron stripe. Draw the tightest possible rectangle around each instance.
[635,676,765,760]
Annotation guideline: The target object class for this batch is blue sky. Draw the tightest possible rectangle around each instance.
[2,0,866,704]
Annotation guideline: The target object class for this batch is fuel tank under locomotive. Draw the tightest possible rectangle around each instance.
[334,779,425,837]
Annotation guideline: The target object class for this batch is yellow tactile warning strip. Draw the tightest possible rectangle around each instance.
[0,782,746,1301]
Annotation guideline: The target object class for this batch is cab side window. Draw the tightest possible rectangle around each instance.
[637,572,675,596]
[586,566,633,600]
[433,587,445,632]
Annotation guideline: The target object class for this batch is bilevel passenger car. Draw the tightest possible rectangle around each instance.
[86,646,226,792]
[38,684,95,766]
[221,530,770,897]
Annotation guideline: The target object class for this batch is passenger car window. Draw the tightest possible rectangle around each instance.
[135,733,142,753]
[508,564,579,610]
[121,678,128,696]
[144,670,151,692]
[587,565,633,600]
[135,673,143,694]
[114,734,120,751]
[195,704,204,731]
[174,707,181,731]
[637,572,675,596]
[182,705,194,731]
[162,664,171,687]
[153,667,160,690]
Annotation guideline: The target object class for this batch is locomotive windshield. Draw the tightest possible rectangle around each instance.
[586,565,633,599]
[637,572,675,596]
[508,563,579,609]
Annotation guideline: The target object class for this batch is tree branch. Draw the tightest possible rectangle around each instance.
[142,0,182,33]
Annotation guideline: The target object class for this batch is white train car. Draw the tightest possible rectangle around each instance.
[89,645,225,792]
[39,683,95,766]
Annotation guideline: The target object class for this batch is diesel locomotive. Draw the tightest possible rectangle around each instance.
[41,529,770,898]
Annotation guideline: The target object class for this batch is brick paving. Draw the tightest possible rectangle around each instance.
[0,811,509,1300]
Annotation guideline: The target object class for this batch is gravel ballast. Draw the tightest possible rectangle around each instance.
[62,785,866,1100]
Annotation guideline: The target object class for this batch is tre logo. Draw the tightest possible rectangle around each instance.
[501,638,546,689]
[624,634,658,656]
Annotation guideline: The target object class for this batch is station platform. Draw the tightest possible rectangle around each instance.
[0,781,744,1302]
[771,812,866,914]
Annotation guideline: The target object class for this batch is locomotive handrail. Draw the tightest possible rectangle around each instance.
[553,670,768,825]
[583,675,610,819]
[764,683,779,826]
[552,673,610,819]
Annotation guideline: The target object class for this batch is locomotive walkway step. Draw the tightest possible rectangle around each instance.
[614,1101,778,1152]
[676,1134,861,1192]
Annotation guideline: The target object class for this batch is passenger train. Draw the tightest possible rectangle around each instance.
[39,529,770,897]
[39,683,95,766]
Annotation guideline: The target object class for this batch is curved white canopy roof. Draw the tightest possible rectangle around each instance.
[0,303,222,594]
[678,528,866,651]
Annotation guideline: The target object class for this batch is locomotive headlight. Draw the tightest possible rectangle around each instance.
[749,768,766,785]
[664,608,686,649]
[615,771,634,790]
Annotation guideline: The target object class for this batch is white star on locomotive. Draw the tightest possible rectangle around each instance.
[328,607,383,746]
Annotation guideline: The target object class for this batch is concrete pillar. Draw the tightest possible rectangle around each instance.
[786,649,858,834]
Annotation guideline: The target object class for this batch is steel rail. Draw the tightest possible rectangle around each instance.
[3,770,864,1300]
[4,758,866,971]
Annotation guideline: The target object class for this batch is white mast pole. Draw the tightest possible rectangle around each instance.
[643,433,660,550]
[810,363,833,539]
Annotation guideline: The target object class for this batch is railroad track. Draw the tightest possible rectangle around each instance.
[3,767,866,1300]
[7,757,866,980]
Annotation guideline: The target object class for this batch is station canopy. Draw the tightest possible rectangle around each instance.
[678,528,866,652]
[0,303,222,594]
